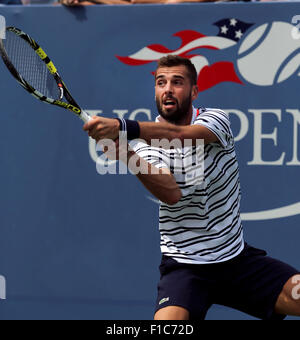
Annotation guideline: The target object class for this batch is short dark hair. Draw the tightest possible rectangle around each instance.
[155,55,198,86]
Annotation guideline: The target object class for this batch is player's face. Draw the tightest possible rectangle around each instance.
[155,65,198,124]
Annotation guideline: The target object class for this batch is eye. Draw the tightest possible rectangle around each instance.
[174,79,184,86]
[156,80,165,87]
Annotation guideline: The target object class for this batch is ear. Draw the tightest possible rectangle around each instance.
[191,85,199,101]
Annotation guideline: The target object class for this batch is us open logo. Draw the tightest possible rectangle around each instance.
[117,19,300,91]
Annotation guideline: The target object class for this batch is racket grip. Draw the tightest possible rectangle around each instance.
[80,110,92,123]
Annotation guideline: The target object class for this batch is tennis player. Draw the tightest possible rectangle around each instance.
[84,55,300,320]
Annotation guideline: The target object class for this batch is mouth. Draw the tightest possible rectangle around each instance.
[163,98,177,110]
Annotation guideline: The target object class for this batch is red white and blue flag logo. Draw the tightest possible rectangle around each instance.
[117,19,300,92]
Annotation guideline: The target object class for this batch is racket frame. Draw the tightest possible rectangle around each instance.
[0,27,90,123]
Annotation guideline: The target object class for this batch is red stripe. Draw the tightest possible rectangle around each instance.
[174,30,206,49]
[147,44,174,53]
[197,61,243,92]
[116,56,153,66]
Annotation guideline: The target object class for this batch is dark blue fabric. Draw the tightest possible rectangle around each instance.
[156,244,299,320]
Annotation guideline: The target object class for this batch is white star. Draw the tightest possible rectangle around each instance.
[230,18,237,27]
[235,29,243,40]
[221,25,229,34]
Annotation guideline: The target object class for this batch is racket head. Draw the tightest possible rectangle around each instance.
[0,27,64,104]
[0,27,87,120]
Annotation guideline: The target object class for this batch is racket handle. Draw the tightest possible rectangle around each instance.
[80,110,92,123]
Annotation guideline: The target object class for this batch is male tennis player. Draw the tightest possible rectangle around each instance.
[84,55,300,320]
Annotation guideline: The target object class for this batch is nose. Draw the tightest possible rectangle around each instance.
[164,81,173,95]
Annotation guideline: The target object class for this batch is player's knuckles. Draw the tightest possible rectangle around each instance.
[96,124,105,132]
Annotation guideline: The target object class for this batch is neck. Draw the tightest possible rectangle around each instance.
[173,106,194,126]
[157,106,194,126]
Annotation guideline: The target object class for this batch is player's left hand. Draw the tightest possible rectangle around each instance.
[83,116,120,142]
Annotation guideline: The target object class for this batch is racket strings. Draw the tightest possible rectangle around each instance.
[3,31,60,100]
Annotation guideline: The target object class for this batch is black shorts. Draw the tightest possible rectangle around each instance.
[155,243,299,320]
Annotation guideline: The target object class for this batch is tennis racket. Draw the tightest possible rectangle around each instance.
[0,26,91,123]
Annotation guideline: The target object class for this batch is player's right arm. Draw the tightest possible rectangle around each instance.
[103,139,182,206]
[127,149,182,206]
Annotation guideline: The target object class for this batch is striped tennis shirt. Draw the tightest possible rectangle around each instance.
[131,107,244,264]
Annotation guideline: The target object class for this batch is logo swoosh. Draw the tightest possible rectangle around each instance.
[240,202,300,221]
[146,196,300,221]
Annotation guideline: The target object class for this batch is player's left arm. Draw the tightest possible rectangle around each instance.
[139,121,219,145]
[84,118,220,145]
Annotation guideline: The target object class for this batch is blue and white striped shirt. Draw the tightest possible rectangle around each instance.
[132,107,244,264]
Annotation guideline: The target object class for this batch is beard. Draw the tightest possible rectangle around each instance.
[156,94,192,124]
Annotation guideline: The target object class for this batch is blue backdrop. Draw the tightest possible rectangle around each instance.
[0,3,299,320]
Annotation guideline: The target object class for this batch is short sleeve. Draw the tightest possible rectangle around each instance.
[194,109,234,148]
[129,139,171,170]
